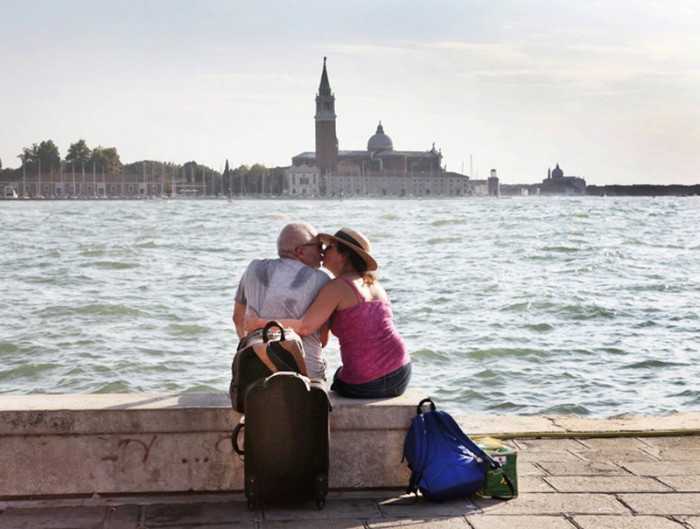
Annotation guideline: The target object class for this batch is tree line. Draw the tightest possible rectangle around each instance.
[1,139,286,196]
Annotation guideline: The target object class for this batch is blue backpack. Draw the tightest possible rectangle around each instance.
[402,398,510,502]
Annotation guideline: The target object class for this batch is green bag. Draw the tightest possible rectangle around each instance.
[474,437,518,498]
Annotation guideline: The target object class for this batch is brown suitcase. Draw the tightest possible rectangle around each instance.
[232,372,330,509]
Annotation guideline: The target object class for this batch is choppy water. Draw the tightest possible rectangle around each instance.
[1,197,698,417]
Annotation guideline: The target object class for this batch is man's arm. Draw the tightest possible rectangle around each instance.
[233,302,247,339]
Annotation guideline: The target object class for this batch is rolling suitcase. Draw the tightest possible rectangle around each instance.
[232,372,330,509]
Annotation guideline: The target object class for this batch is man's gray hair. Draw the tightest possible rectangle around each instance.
[277,222,317,257]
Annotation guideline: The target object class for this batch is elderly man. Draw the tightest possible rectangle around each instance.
[232,222,331,381]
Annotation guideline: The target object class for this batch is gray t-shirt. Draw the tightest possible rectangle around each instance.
[235,258,331,380]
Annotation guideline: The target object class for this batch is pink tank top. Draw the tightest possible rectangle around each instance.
[329,277,409,384]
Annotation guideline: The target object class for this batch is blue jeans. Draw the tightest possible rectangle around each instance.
[331,362,412,399]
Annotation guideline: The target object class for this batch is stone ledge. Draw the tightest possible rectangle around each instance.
[2,391,699,498]
[0,390,424,497]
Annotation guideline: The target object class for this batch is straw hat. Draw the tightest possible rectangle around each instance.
[319,227,378,271]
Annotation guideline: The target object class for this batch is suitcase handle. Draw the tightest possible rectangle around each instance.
[232,421,245,455]
[262,321,285,342]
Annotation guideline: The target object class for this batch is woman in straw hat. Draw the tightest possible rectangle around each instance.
[248,227,411,398]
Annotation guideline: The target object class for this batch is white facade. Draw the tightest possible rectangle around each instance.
[325,172,469,197]
[285,164,321,196]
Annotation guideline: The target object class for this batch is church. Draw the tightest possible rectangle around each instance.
[285,58,470,197]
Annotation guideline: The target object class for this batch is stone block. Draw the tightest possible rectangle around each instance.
[0,505,139,529]
[537,461,629,476]
[571,447,659,463]
[544,475,671,493]
[618,493,700,516]
[551,412,700,434]
[519,476,557,494]
[623,461,700,476]
[456,415,562,436]
[639,436,700,450]
[377,494,479,518]
[686,516,700,529]
[573,515,687,529]
[472,493,629,515]
[514,439,587,452]
[579,437,650,449]
[657,475,700,492]
[369,518,471,528]
[467,515,576,529]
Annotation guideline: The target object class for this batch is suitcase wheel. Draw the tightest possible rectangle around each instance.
[246,475,258,510]
[315,474,328,509]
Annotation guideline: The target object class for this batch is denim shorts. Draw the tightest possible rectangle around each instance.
[331,362,412,399]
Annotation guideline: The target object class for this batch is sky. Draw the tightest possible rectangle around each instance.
[1,0,699,186]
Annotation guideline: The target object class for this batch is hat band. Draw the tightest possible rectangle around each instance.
[335,230,366,252]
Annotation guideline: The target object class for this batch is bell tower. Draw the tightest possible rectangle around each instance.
[315,57,338,176]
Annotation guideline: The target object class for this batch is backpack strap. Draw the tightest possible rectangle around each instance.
[405,415,425,495]
[251,342,299,373]
[432,411,494,465]
[273,340,308,376]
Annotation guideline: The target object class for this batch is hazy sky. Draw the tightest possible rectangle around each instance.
[2,0,699,185]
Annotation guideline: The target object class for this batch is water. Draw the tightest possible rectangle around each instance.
[1,196,698,417]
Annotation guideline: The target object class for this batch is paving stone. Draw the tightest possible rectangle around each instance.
[263,521,367,529]
[619,493,700,516]
[0,505,138,529]
[519,476,557,493]
[466,515,576,529]
[623,460,700,476]
[639,436,700,450]
[545,475,671,493]
[456,415,562,436]
[263,499,381,521]
[573,514,687,528]
[4,499,86,510]
[145,501,258,526]
[378,495,479,518]
[579,437,650,450]
[518,450,582,464]
[369,517,470,528]
[537,461,629,476]
[647,448,700,461]
[519,462,544,476]
[472,493,628,515]
[551,412,700,433]
[514,439,587,452]
[571,447,658,463]
[657,475,700,492]
[685,515,700,529]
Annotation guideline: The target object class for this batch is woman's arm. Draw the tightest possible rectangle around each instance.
[244,280,343,337]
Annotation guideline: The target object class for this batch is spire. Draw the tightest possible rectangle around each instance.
[319,56,331,97]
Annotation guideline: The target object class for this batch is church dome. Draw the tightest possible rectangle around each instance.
[367,122,394,153]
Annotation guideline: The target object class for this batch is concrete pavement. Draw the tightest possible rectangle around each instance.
[2,433,699,528]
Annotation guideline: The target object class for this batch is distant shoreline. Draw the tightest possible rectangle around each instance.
[2,183,699,200]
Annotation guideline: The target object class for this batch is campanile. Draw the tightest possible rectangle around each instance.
[315,57,338,175]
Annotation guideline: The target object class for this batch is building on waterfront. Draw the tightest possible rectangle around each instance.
[0,170,166,199]
[0,162,228,199]
[286,58,470,197]
[540,164,586,195]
